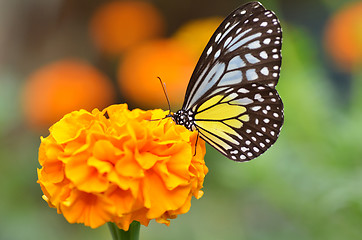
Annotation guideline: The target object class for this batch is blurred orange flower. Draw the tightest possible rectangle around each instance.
[89,0,164,56]
[22,59,115,130]
[37,104,207,230]
[324,1,362,71]
[117,39,196,109]
[173,17,223,59]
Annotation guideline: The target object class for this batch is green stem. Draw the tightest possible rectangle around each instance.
[107,221,140,240]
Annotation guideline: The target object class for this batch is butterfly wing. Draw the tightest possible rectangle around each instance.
[193,83,283,161]
[183,1,282,111]
[180,2,284,161]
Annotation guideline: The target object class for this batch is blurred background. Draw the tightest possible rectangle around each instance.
[1,0,362,239]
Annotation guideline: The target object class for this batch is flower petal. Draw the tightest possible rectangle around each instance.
[37,104,207,230]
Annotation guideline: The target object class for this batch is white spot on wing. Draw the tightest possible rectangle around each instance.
[263,38,271,44]
[260,67,269,76]
[241,147,248,152]
[246,69,258,81]
[251,106,261,111]
[247,40,261,49]
[207,46,213,55]
[245,54,260,64]
[238,88,249,94]
[214,49,221,58]
[215,32,222,43]
[259,51,268,59]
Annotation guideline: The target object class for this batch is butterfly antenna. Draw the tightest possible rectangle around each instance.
[157,77,172,116]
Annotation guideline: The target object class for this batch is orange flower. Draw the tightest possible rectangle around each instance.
[22,59,115,130]
[89,1,164,56]
[324,1,362,71]
[117,39,196,109]
[37,104,207,230]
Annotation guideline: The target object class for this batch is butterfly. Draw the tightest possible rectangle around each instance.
[171,1,283,162]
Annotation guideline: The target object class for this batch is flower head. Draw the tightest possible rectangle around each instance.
[89,0,164,56]
[22,59,115,130]
[37,104,207,230]
[324,1,362,71]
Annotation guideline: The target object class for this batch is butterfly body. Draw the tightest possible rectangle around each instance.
[173,109,196,131]
[172,1,283,161]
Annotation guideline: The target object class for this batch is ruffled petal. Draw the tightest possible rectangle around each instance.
[37,104,207,230]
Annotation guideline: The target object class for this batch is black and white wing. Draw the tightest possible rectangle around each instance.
[182,1,282,111]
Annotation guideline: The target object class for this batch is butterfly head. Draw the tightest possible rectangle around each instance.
[172,109,196,131]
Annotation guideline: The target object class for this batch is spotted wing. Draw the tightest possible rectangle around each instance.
[182,1,282,111]
[193,83,283,161]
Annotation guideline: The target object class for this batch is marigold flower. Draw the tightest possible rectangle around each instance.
[37,104,207,230]
[324,1,362,71]
[89,0,164,56]
[22,59,115,130]
[117,39,196,109]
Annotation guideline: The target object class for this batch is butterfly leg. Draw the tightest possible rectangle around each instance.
[193,129,200,156]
